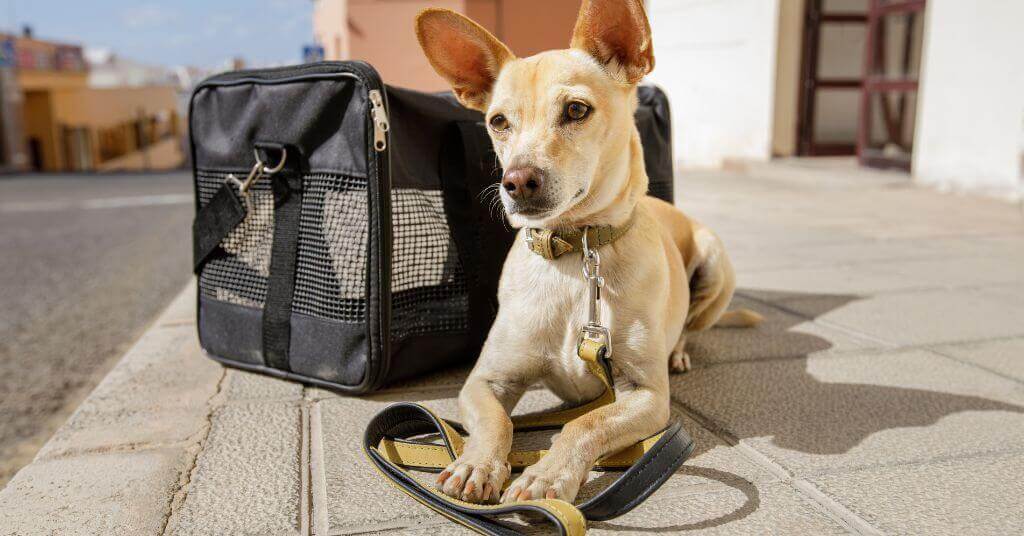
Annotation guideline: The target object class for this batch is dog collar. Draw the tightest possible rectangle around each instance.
[524,211,637,260]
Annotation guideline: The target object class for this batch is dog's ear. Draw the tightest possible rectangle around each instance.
[570,0,654,85]
[415,8,514,111]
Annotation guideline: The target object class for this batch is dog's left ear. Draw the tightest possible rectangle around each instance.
[570,0,654,85]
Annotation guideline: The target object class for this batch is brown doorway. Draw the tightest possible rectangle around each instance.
[857,0,926,171]
[797,0,869,156]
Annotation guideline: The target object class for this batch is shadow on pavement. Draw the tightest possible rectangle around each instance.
[597,288,1023,532]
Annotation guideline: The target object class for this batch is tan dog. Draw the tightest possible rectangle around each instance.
[416,0,760,505]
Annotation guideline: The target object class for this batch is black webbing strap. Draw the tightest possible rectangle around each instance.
[191,184,246,274]
[261,172,303,371]
[363,403,694,535]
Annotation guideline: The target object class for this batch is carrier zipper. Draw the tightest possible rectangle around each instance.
[369,89,390,152]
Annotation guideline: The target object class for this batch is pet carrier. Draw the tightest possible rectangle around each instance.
[190,61,675,393]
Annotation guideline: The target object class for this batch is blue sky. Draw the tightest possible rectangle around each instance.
[7,0,314,68]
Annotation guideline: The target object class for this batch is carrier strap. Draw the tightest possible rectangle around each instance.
[191,183,246,273]
[262,172,303,371]
[363,351,694,535]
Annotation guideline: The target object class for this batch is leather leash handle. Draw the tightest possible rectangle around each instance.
[364,403,586,536]
[363,403,695,535]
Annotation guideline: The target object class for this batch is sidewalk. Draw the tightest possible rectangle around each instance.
[2,161,1024,535]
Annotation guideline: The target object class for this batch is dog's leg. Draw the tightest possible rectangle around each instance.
[669,333,691,373]
[501,346,669,503]
[436,329,539,503]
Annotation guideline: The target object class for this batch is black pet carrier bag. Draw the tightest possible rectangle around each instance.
[190,61,675,394]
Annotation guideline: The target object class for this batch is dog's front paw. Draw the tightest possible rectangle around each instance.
[436,456,510,503]
[501,461,584,503]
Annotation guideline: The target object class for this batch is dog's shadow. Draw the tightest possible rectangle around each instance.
[588,288,1024,533]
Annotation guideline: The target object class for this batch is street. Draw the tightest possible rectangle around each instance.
[0,172,193,485]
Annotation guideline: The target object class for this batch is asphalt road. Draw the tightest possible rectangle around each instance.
[0,172,194,485]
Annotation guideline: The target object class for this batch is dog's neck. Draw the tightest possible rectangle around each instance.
[548,129,648,231]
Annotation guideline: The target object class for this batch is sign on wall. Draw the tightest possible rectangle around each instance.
[303,45,325,64]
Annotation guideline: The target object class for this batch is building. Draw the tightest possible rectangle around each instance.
[0,31,183,173]
[312,0,1023,197]
[313,0,581,91]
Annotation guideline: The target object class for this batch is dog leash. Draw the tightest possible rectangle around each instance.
[363,228,695,535]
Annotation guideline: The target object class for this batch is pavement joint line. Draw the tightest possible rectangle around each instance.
[309,400,329,536]
[159,366,229,536]
[669,399,882,536]
[924,342,1024,388]
[785,445,1024,480]
[300,396,312,536]
[35,439,199,462]
[329,517,452,535]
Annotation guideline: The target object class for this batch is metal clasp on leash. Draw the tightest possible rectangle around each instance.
[225,148,288,211]
[576,228,612,363]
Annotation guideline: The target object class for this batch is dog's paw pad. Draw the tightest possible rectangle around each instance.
[669,350,692,373]
[436,458,509,503]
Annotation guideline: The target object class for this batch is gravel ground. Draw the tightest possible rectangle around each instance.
[0,172,193,485]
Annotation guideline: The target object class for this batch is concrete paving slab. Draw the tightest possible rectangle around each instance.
[0,447,192,536]
[671,349,1024,477]
[165,402,303,536]
[878,256,1024,289]
[36,324,222,460]
[221,368,305,403]
[739,264,933,296]
[365,480,853,536]
[807,452,1024,536]
[687,295,881,366]
[931,337,1024,383]
[586,481,851,535]
[727,238,947,273]
[780,287,1024,346]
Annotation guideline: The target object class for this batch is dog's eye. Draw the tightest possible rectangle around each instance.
[489,114,510,132]
[564,101,591,122]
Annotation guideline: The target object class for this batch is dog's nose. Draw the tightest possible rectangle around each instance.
[502,167,543,200]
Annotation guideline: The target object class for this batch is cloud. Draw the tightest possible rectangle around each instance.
[121,4,179,29]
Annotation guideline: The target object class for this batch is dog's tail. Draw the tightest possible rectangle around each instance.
[714,308,764,328]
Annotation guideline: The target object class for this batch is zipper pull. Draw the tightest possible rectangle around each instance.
[369,89,389,152]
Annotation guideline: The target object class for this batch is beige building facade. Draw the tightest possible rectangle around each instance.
[1,33,182,172]
[313,0,581,91]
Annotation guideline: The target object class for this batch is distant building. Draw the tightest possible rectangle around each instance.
[312,0,580,92]
[0,30,183,173]
[313,0,1023,197]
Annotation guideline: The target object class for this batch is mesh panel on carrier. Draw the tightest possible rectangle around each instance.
[196,170,468,344]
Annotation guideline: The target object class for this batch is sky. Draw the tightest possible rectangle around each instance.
[5,0,314,69]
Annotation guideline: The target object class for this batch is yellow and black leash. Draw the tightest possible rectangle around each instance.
[363,225,695,535]
[362,347,694,535]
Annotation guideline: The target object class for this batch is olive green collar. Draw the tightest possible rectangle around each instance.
[524,211,637,260]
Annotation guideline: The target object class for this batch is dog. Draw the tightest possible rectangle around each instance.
[415,0,761,505]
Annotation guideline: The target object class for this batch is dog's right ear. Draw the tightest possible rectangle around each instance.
[415,8,514,111]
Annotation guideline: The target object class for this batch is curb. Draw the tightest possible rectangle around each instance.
[0,280,226,535]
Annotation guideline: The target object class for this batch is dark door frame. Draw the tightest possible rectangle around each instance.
[857,0,926,171]
[797,0,868,156]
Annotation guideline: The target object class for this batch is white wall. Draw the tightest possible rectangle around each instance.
[646,0,781,168]
[913,0,1024,195]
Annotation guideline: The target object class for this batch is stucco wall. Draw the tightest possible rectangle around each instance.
[646,0,781,168]
[913,0,1024,195]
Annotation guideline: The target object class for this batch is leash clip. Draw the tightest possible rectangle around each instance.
[577,227,612,362]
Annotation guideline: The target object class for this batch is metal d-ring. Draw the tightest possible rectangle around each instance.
[238,147,288,195]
